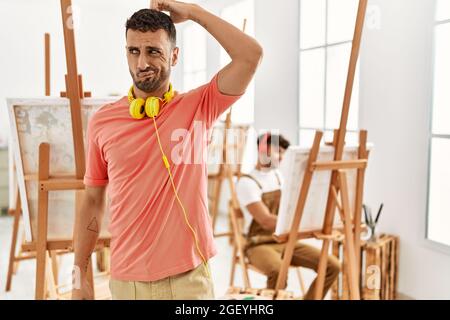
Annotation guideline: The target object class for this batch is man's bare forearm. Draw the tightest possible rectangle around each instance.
[263,214,277,232]
[73,193,105,278]
[246,202,278,232]
[188,4,262,64]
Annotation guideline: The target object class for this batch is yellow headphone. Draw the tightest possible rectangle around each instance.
[127,84,210,278]
[128,84,175,119]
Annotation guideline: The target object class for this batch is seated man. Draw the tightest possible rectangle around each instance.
[236,133,341,300]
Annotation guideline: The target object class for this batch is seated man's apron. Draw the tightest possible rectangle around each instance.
[240,171,281,249]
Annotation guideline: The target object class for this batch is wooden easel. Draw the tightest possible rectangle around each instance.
[5,33,66,294]
[273,0,369,300]
[14,0,111,300]
[6,27,101,297]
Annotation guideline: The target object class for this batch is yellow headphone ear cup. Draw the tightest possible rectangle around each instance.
[145,97,160,118]
[129,98,146,119]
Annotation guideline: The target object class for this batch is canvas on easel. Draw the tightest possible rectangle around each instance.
[275,143,372,237]
[7,97,115,242]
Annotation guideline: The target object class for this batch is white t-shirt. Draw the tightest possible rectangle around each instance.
[236,168,284,232]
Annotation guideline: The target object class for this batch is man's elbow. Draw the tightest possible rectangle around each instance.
[249,43,264,68]
[253,43,264,62]
[240,43,264,70]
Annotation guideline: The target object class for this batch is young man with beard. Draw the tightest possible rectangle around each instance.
[72,0,262,300]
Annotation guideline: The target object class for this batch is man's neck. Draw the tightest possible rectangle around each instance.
[133,82,170,100]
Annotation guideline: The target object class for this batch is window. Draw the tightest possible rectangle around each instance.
[219,0,255,124]
[182,22,207,92]
[298,0,360,146]
[426,0,450,247]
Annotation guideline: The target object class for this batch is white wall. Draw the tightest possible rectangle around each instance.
[360,0,450,299]
[254,0,300,143]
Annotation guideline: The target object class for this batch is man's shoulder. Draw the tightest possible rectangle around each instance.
[239,169,282,189]
[97,96,127,113]
[238,171,262,189]
[89,97,127,122]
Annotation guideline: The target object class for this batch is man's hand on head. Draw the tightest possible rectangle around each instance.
[151,0,194,24]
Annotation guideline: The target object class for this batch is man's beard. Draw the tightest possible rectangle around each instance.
[130,66,171,94]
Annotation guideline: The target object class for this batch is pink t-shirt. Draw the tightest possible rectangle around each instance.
[84,74,242,281]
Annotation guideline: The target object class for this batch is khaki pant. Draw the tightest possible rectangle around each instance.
[246,242,341,300]
[109,263,214,300]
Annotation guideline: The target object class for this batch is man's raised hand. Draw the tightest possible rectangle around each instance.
[151,0,192,24]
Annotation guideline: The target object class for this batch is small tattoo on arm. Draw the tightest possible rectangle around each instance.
[87,217,99,234]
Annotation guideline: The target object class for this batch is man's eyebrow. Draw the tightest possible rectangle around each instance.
[127,46,139,51]
[145,46,163,52]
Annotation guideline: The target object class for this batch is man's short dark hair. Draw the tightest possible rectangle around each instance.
[257,134,291,150]
[126,9,177,46]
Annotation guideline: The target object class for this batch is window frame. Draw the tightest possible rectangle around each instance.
[424,10,450,254]
[298,0,360,145]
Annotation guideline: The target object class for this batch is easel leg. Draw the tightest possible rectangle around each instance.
[229,244,237,287]
[49,250,59,284]
[242,261,251,289]
[212,176,223,233]
[36,143,50,300]
[295,268,307,297]
[275,233,297,292]
[97,247,111,273]
[229,201,251,288]
[354,130,368,286]
[314,239,331,299]
[338,170,360,300]
[45,252,58,299]
[276,132,323,294]
[96,248,108,272]
[5,192,21,291]
[35,247,47,300]
[314,179,339,300]
[13,231,25,274]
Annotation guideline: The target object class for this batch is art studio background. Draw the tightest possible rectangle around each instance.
[0,0,449,300]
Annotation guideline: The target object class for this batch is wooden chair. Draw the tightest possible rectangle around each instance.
[228,201,307,296]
